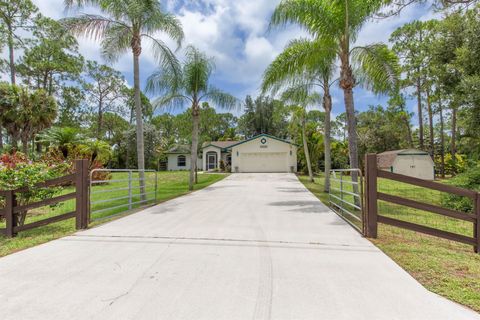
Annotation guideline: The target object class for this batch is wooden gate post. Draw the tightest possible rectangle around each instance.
[365,154,378,238]
[5,190,17,238]
[475,193,480,254]
[75,159,89,230]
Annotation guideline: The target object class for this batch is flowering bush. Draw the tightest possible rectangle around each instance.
[0,152,69,226]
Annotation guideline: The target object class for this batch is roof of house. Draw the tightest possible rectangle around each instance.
[201,140,239,150]
[377,149,430,168]
[226,133,298,149]
[166,145,191,154]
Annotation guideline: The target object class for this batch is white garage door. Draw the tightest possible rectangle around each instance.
[240,152,289,172]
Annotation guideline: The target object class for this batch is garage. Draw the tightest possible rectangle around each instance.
[240,152,288,172]
[229,134,298,173]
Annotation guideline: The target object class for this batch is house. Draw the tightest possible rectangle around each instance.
[166,145,203,171]
[166,134,298,173]
[202,140,238,171]
[229,134,298,173]
[377,149,435,180]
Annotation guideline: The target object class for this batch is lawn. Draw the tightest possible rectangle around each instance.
[0,171,226,257]
[299,174,480,313]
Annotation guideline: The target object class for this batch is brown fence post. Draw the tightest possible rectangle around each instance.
[475,193,480,254]
[75,159,89,230]
[365,154,378,238]
[5,190,17,238]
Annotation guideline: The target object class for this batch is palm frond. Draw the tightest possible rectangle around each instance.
[203,86,239,111]
[101,24,132,62]
[60,14,123,41]
[351,43,400,95]
[262,37,336,94]
[269,0,342,37]
[143,11,184,49]
[152,94,190,112]
[145,35,182,80]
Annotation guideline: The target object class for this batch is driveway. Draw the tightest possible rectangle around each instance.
[0,173,478,320]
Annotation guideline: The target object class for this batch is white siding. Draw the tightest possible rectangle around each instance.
[392,155,435,180]
[167,154,203,171]
[231,136,297,173]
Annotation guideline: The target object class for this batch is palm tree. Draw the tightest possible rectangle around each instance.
[147,46,238,190]
[262,38,336,192]
[281,85,321,183]
[62,0,184,198]
[37,127,83,158]
[79,139,112,165]
[270,0,399,181]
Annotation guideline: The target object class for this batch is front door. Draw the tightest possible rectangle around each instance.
[207,153,217,170]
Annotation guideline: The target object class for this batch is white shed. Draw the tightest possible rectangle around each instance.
[229,134,297,173]
[377,149,435,180]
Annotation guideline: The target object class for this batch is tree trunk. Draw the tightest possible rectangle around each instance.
[451,105,457,158]
[302,113,314,182]
[0,125,3,150]
[416,78,424,150]
[190,104,200,191]
[133,51,146,201]
[7,24,16,85]
[21,136,28,155]
[323,89,332,193]
[97,98,103,139]
[426,87,434,157]
[439,99,445,179]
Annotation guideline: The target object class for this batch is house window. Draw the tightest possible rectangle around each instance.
[177,155,186,167]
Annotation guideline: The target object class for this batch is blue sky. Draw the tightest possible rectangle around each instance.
[32,0,438,120]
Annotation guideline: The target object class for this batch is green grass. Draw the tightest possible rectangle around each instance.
[299,173,480,313]
[0,171,226,257]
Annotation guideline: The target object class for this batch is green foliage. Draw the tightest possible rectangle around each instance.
[37,127,83,158]
[435,153,468,176]
[0,82,57,152]
[238,95,289,138]
[0,152,69,225]
[442,165,480,213]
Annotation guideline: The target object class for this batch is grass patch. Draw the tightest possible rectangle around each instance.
[0,171,226,257]
[299,174,480,313]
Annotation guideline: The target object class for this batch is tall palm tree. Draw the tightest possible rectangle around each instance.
[281,85,321,183]
[62,0,184,198]
[262,38,336,192]
[147,46,238,190]
[270,0,399,181]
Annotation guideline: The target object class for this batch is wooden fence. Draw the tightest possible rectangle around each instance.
[365,153,480,253]
[0,159,89,238]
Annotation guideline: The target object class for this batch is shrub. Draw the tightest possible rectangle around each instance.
[442,166,480,213]
[0,152,69,225]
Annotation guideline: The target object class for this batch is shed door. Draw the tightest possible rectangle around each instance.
[239,152,288,172]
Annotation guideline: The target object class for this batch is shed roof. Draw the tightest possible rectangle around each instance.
[377,149,430,168]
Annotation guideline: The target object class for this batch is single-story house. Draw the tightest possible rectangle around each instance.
[377,149,435,180]
[166,145,203,171]
[229,134,297,173]
[166,134,298,173]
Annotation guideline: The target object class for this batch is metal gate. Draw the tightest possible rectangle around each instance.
[328,169,365,234]
[89,169,157,222]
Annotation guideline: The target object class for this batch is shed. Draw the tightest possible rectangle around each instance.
[377,149,435,180]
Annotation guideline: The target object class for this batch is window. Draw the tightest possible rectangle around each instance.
[177,155,186,167]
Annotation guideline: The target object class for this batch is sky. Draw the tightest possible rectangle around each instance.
[30,0,439,119]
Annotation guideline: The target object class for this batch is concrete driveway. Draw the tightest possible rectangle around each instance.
[0,173,478,320]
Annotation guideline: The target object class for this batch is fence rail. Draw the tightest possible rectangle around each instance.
[0,160,89,238]
[328,169,365,234]
[89,169,157,222]
[364,153,480,253]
